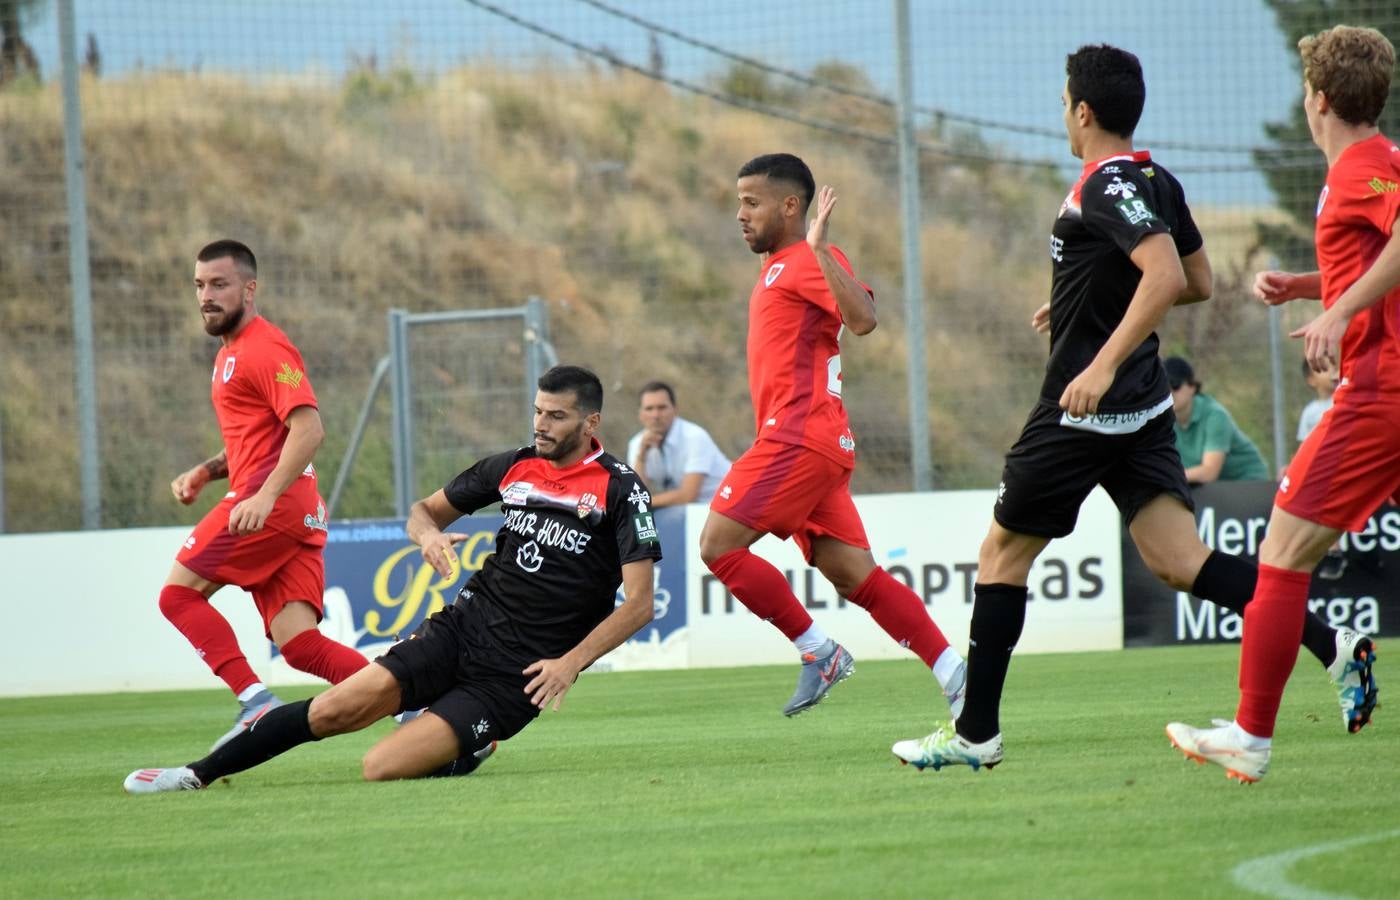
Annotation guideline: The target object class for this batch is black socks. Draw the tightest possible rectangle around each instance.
[189,699,320,785]
[1190,550,1336,667]
[957,583,1029,744]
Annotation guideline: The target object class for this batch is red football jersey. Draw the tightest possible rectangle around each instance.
[746,241,868,468]
[210,315,320,496]
[1316,133,1400,398]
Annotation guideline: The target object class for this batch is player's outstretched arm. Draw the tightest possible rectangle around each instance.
[227,406,324,535]
[1253,269,1322,305]
[1060,233,1184,417]
[807,185,877,335]
[1293,224,1400,371]
[522,559,656,711]
[407,488,471,578]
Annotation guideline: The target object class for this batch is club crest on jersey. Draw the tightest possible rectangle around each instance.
[576,492,598,518]
[764,263,785,287]
[222,357,236,383]
[1316,185,1329,217]
[502,481,532,506]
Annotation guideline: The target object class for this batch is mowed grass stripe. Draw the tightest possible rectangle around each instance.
[1,645,1395,899]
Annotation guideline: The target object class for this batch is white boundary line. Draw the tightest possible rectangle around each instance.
[1231,827,1400,899]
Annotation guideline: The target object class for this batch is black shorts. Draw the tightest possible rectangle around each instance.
[994,403,1193,539]
[376,603,540,757]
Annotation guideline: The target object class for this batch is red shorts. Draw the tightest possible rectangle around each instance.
[176,491,329,635]
[1277,391,1400,532]
[709,439,868,562]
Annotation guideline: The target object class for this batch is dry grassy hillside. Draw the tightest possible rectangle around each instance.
[0,64,1290,532]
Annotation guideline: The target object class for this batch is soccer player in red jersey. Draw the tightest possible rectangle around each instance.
[698,153,965,717]
[1168,26,1394,782]
[160,240,367,750]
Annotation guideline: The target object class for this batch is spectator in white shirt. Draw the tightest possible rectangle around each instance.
[627,381,730,507]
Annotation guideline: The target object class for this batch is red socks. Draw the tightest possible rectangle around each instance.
[707,549,813,640]
[1235,564,1311,738]
[848,566,951,666]
[279,629,369,684]
[158,584,260,695]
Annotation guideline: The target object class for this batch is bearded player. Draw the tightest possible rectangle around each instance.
[698,154,966,718]
[160,240,367,751]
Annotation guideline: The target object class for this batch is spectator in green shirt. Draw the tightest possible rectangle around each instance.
[1165,356,1270,483]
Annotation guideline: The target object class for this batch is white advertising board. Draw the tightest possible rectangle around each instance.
[684,489,1123,668]
[0,526,323,696]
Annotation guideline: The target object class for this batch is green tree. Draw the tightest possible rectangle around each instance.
[1256,1,1400,268]
[0,0,43,84]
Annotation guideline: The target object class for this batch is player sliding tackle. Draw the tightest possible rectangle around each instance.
[126,366,660,792]
[892,44,1376,776]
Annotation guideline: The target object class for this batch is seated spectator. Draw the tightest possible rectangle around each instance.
[1296,356,1337,446]
[626,381,730,507]
[1165,356,1269,484]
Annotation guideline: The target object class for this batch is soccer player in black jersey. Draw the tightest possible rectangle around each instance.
[125,366,661,792]
[891,45,1361,773]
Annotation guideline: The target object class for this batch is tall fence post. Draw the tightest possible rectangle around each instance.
[388,308,415,517]
[58,0,101,528]
[893,0,932,491]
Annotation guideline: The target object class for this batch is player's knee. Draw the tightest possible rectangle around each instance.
[699,537,734,571]
[361,746,400,782]
[157,584,201,621]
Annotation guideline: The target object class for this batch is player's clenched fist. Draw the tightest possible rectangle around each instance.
[171,465,210,505]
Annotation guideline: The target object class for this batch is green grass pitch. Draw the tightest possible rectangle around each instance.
[1,645,1395,898]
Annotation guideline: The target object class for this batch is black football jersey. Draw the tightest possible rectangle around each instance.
[1042,150,1202,413]
[443,439,662,661]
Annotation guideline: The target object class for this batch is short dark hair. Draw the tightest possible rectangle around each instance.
[737,153,816,213]
[638,381,676,404]
[197,239,257,279]
[538,365,604,414]
[1163,356,1196,390]
[1066,45,1146,139]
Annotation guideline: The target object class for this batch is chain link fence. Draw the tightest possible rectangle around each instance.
[3,0,1396,533]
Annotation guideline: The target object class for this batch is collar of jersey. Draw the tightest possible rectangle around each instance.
[1336,132,1392,166]
[1081,149,1152,175]
[765,240,808,265]
[225,314,266,348]
[541,436,605,472]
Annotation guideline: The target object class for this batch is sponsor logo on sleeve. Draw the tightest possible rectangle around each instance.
[1368,176,1398,195]
[1115,197,1156,225]
[633,511,659,543]
[275,362,305,388]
